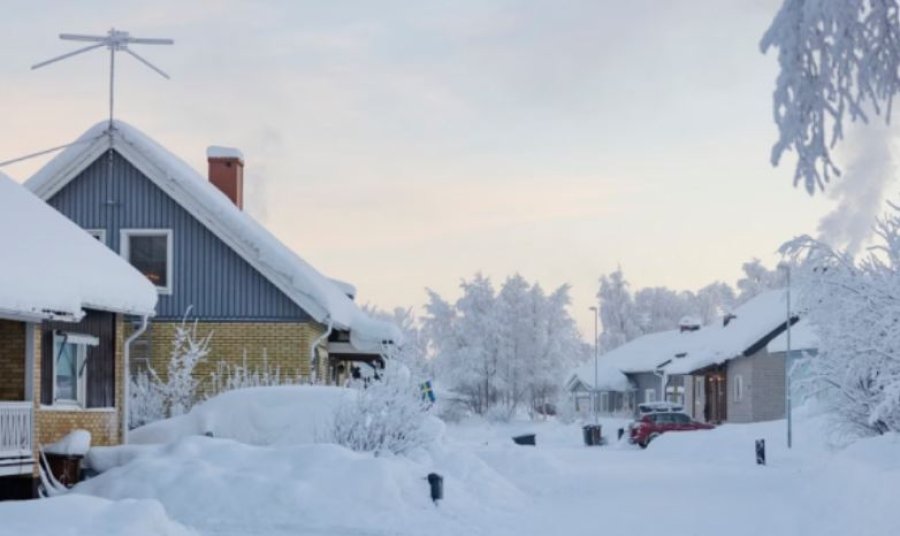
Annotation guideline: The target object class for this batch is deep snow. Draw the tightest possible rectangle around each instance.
[2,401,898,536]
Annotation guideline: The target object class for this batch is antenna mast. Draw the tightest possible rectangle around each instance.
[32,28,173,130]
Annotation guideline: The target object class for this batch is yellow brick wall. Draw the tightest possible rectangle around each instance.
[129,321,327,397]
[34,315,125,452]
[0,320,26,401]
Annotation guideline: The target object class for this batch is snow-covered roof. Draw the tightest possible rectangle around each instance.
[25,120,399,350]
[600,329,701,374]
[0,174,158,321]
[766,318,818,353]
[595,290,798,377]
[206,146,244,161]
[665,290,794,375]
[565,360,630,392]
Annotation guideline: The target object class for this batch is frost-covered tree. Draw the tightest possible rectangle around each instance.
[783,206,900,438]
[597,269,640,351]
[332,360,433,455]
[761,0,900,192]
[423,273,585,418]
[735,258,785,304]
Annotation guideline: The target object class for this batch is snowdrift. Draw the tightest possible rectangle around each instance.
[129,385,356,446]
[76,436,525,536]
[0,495,195,536]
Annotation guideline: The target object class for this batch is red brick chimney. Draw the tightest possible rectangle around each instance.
[207,146,244,209]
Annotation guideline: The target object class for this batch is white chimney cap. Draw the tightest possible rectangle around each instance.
[207,146,244,161]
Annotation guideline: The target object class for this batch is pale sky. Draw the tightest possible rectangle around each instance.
[0,0,841,339]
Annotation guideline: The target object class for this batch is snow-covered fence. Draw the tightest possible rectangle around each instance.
[0,402,33,458]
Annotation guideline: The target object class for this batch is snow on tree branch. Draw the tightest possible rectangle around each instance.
[761,0,900,194]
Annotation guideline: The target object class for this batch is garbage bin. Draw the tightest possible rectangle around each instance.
[512,434,536,446]
[582,425,602,446]
[44,453,83,488]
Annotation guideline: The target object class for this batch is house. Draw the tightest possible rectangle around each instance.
[0,174,157,499]
[564,360,630,416]
[569,290,811,424]
[25,120,400,393]
[667,290,801,424]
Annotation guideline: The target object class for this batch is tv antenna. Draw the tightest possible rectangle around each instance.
[32,28,174,130]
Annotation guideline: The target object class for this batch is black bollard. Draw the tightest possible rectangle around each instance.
[755,439,766,465]
[617,428,624,441]
[427,473,443,503]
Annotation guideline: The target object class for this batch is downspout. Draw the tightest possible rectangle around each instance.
[122,315,149,444]
[309,317,333,384]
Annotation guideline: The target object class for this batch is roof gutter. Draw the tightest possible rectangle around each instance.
[309,317,333,384]
[122,314,149,444]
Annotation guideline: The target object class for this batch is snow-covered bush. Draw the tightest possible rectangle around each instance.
[130,313,212,427]
[205,351,303,398]
[332,360,433,455]
[783,204,900,438]
[129,370,166,429]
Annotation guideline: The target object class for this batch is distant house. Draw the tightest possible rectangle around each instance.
[568,290,814,424]
[0,174,157,499]
[564,361,630,416]
[25,120,399,391]
[666,290,804,424]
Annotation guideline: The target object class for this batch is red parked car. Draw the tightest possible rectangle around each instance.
[628,412,714,448]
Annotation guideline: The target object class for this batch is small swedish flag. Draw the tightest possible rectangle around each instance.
[420,380,436,403]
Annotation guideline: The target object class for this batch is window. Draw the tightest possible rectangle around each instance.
[52,332,98,407]
[600,392,609,413]
[86,229,107,245]
[644,389,656,403]
[733,374,744,402]
[121,229,173,293]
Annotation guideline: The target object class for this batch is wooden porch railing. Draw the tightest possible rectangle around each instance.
[0,401,33,458]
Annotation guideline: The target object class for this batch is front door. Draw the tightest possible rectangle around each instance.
[704,369,727,423]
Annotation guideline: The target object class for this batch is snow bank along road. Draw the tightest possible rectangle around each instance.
[2,413,897,536]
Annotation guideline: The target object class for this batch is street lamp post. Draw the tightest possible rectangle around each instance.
[779,262,793,449]
[589,306,599,425]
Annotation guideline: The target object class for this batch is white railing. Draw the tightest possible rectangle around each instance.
[0,401,33,458]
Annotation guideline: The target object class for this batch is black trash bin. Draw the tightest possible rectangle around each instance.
[512,434,536,446]
[427,473,443,503]
[582,425,602,446]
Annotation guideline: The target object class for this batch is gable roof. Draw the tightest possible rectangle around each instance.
[0,172,157,321]
[664,289,794,374]
[595,290,796,377]
[565,359,631,392]
[766,317,818,353]
[25,120,399,350]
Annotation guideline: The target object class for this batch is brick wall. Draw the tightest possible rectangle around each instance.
[128,320,326,397]
[0,320,26,401]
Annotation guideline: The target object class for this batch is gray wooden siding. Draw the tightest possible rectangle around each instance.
[726,354,755,423]
[46,151,311,322]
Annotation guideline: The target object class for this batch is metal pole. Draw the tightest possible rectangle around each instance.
[109,42,115,129]
[590,306,599,425]
[785,267,792,449]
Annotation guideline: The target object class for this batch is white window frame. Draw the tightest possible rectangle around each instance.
[733,374,744,402]
[120,229,174,294]
[51,332,97,409]
[644,388,656,403]
[86,228,107,245]
[600,391,609,413]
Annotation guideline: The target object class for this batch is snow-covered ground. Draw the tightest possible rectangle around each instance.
[2,392,897,536]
